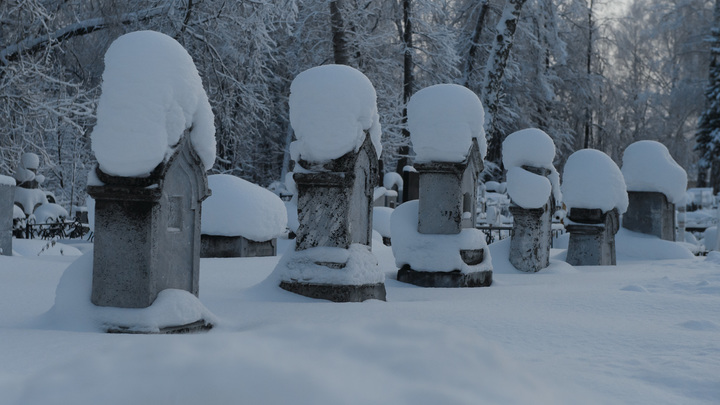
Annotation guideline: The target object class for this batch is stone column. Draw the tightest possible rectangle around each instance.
[0,183,15,256]
[622,191,675,241]
[508,166,553,272]
[566,208,619,266]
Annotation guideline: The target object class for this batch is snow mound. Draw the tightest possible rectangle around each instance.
[289,65,381,163]
[502,128,561,209]
[32,203,68,224]
[562,149,628,214]
[14,321,560,405]
[372,206,393,238]
[506,166,552,209]
[621,141,687,204]
[502,128,556,168]
[92,30,216,177]
[12,239,82,257]
[706,251,720,264]
[13,187,48,215]
[12,204,25,219]
[202,174,287,241]
[271,243,384,286]
[408,84,486,163]
[44,251,217,333]
[383,171,403,190]
[615,228,694,261]
[0,174,15,186]
[390,200,491,273]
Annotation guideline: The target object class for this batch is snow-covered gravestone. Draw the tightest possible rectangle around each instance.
[272,65,386,302]
[621,141,686,241]
[562,150,628,266]
[0,175,15,256]
[13,153,48,217]
[200,174,287,258]
[503,129,561,272]
[393,84,492,287]
[87,31,216,332]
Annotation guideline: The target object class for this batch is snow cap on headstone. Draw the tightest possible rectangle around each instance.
[621,140,687,205]
[201,174,287,241]
[289,65,382,163]
[562,149,628,214]
[0,175,15,186]
[503,128,561,209]
[408,84,486,163]
[92,30,216,178]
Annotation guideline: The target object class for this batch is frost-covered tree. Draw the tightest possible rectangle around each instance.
[696,0,720,191]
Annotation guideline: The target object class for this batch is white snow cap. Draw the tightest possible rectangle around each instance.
[33,203,69,224]
[408,84,487,163]
[0,175,15,186]
[621,140,687,204]
[502,128,561,209]
[383,172,403,190]
[502,128,555,168]
[201,174,287,241]
[14,187,48,215]
[92,30,216,177]
[289,65,382,163]
[562,149,628,214]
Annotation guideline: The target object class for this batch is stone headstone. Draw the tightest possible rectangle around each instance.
[0,181,15,256]
[200,235,276,258]
[508,166,554,272]
[279,134,386,302]
[88,134,209,310]
[622,191,675,241]
[396,140,492,287]
[565,208,619,266]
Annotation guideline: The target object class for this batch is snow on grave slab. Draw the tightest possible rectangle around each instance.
[0,175,15,186]
[621,140,687,204]
[561,149,628,214]
[32,203,68,224]
[408,84,487,163]
[91,30,216,178]
[391,200,492,274]
[289,64,381,164]
[202,174,287,241]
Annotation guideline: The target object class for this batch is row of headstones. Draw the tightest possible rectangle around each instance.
[9,31,696,334]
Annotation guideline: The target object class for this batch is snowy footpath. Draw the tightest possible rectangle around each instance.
[0,236,719,404]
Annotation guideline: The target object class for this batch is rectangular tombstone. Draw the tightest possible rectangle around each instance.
[200,234,276,258]
[416,162,464,235]
[565,208,619,266]
[509,202,552,272]
[0,184,15,256]
[89,135,208,309]
[622,191,675,241]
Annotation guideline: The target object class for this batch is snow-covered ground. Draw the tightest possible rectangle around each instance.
[1,235,719,404]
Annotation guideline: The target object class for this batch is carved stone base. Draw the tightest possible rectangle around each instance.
[105,319,214,334]
[279,281,387,302]
[396,265,492,288]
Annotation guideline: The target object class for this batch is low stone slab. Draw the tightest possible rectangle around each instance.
[106,319,214,334]
[396,265,492,288]
[200,235,276,258]
[279,281,386,302]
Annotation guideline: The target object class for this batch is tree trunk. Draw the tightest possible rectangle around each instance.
[583,0,594,149]
[482,0,528,164]
[402,0,414,139]
[461,0,489,87]
[329,0,349,65]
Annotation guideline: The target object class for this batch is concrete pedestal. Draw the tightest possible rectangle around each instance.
[0,184,15,256]
[623,191,675,241]
[509,202,552,272]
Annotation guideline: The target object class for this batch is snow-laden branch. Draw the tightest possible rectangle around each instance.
[0,5,170,65]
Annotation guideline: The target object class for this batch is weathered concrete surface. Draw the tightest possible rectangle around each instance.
[622,191,675,241]
[286,133,385,302]
[0,184,14,256]
[200,235,277,258]
[279,281,387,302]
[416,163,464,235]
[88,134,209,309]
[566,208,619,266]
[509,202,552,272]
[397,265,492,288]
